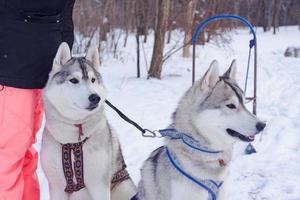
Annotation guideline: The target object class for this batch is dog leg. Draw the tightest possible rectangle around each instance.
[217,180,229,200]
[217,168,230,200]
[111,179,137,200]
[49,185,68,200]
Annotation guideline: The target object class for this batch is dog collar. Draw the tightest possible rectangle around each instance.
[206,158,226,167]
[75,124,84,141]
[159,129,223,154]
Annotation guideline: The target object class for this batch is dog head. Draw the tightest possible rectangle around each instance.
[44,42,106,121]
[174,60,266,147]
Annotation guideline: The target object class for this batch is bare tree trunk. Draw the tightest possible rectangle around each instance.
[112,30,122,58]
[86,28,97,50]
[99,0,111,42]
[257,0,271,32]
[299,16,300,30]
[263,0,268,31]
[233,0,240,27]
[246,0,255,25]
[148,0,170,79]
[263,0,272,32]
[124,29,129,47]
[143,0,149,43]
[272,0,281,34]
[234,0,240,16]
[123,0,130,47]
[182,0,196,57]
[135,0,142,78]
[206,0,217,43]
[281,1,291,26]
[167,27,172,44]
[136,34,140,78]
[255,0,263,27]
[167,0,174,44]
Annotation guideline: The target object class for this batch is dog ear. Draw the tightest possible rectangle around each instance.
[223,59,237,80]
[200,60,220,91]
[86,45,100,69]
[53,42,71,72]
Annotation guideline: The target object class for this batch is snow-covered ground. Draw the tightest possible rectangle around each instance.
[37,26,300,200]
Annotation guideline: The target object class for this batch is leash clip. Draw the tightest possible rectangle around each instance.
[143,129,161,138]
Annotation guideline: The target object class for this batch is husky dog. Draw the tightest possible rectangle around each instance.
[136,60,266,200]
[41,43,136,200]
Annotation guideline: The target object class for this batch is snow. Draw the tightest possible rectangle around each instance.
[37,26,300,200]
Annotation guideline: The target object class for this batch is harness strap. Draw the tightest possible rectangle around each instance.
[62,137,88,193]
[166,147,223,200]
[111,164,130,190]
[159,129,223,154]
[75,124,84,141]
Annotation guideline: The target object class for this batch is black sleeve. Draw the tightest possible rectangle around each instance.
[61,0,75,49]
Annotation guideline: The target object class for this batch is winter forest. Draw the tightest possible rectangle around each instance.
[72,0,300,78]
[37,0,300,199]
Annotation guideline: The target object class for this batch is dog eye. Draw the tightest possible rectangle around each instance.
[69,78,79,84]
[226,104,236,109]
[91,78,96,83]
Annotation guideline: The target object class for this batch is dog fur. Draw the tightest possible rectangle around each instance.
[136,60,266,200]
[41,43,136,200]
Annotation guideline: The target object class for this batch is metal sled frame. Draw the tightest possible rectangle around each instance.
[192,15,257,115]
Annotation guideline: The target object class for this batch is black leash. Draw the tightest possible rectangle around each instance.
[105,100,158,137]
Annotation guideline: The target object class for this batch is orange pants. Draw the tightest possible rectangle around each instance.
[0,85,43,200]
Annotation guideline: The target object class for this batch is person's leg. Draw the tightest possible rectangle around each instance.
[22,147,40,200]
[0,86,41,200]
[22,90,43,200]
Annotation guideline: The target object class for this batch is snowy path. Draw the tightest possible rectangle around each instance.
[38,27,300,200]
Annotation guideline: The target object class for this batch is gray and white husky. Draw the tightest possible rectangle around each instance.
[41,43,136,200]
[136,60,266,200]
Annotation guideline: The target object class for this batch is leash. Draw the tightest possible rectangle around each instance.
[105,100,158,137]
[166,147,223,200]
[105,100,222,154]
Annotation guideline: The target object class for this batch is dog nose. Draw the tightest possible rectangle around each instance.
[88,94,101,104]
[256,122,266,132]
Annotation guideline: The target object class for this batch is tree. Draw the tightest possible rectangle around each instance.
[256,0,272,32]
[182,0,197,58]
[272,0,281,34]
[148,0,170,79]
[123,0,134,47]
[135,0,143,78]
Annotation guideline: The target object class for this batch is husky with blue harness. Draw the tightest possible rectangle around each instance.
[135,60,266,200]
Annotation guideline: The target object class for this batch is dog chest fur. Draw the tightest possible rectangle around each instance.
[41,112,113,199]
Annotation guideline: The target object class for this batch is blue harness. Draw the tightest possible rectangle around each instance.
[160,129,223,200]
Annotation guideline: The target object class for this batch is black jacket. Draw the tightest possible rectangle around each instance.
[0,0,75,89]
